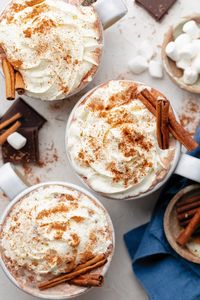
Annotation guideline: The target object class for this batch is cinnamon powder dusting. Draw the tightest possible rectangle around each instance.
[26,0,45,6]
[179,97,200,136]
[24,19,56,38]
[120,127,152,157]
[36,204,68,220]
[87,86,137,112]
[70,216,85,223]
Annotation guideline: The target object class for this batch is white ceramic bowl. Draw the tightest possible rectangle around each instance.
[0,180,115,299]
[65,80,200,200]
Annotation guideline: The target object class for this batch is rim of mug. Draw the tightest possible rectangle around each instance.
[0,0,104,101]
[65,79,181,201]
[0,181,115,299]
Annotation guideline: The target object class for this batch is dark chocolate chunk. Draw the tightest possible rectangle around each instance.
[0,98,46,129]
[82,0,97,6]
[2,127,39,164]
[135,0,177,21]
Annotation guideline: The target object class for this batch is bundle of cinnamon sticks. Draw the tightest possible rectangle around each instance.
[2,58,25,100]
[38,254,107,290]
[176,195,200,247]
[137,89,198,151]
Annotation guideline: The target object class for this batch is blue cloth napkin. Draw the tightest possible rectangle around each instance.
[124,126,200,300]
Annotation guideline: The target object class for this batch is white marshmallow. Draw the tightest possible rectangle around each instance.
[128,55,148,74]
[183,20,200,39]
[191,39,200,50]
[165,41,180,61]
[178,42,198,60]
[175,33,192,49]
[183,67,198,85]
[176,58,191,70]
[7,132,27,150]
[192,54,200,73]
[148,60,163,79]
[138,40,155,61]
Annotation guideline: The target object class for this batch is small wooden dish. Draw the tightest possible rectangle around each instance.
[162,15,200,94]
[164,184,200,264]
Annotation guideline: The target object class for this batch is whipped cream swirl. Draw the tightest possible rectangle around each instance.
[67,81,176,199]
[0,0,102,100]
[0,184,112,277]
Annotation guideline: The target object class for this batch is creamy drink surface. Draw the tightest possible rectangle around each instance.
[67,80,176,199]
[0,0,102,100]
[0,184,113,298]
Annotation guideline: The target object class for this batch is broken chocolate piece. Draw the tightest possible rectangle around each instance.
[0,98,46,129]
[2,127,39,164]
[135,0,177,21]
[82,0,96,6]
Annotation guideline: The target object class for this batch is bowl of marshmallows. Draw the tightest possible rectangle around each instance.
[162,15,200,93]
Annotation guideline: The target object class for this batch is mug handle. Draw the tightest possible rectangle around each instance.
[0,163,28,200]
[94,0,128,30]
[174,153,200,182]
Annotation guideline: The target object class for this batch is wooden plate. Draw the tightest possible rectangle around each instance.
[164,184,200,264]
[162,15,200,94]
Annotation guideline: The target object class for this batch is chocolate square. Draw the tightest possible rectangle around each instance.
[2,127,39,164]
[135,0,177,21]
[0,98,46,129]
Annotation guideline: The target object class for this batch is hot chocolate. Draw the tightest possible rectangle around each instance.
[0,0,103,100]
[0,183,113,298]
[66,80,176,199]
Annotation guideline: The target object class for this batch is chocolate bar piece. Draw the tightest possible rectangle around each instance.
[0,98,46,129]
[2,127,39,164]
[135,0,177,21]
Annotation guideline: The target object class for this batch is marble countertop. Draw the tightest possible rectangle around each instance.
[0,0,200,299]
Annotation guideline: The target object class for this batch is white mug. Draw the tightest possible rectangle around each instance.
[0,163,115,299]
[0,0,128,100]
[65,80,200,200]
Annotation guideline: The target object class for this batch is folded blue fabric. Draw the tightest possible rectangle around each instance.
[124,126,200,300]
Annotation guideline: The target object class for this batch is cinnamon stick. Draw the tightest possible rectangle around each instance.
[137,89,198,151]
[2,58,15,100]
[176,200,200,214]
[176,196,200,208]
[69,274,104,287]
[156,100,163,149]
[156,99,169,149]
[161,99,169,149]
[0,113,22,131]
[0,121,21,145]
[38,255,107,290]
[137,93,156,116]
[15,71,25,95]
[176,196,200,225]
[177,208,198,221]
[75,254,105,271]
[176,210,200,246]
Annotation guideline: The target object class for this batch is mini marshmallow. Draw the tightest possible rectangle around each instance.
[174,33,192,49]
[183,67,198,85]
[178,42,198,60]
[128,55,148,74]
[192,54,200,73]
[176,58,191,70]
[7,132,27,150]
[138,40,155,61]
[165,41,180,61]
[183,20,200,39]
[148,60,163,79]
[191,39,200,51]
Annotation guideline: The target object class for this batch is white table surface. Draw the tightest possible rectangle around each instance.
[0,0,200,299]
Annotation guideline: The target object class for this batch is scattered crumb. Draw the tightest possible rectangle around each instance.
[48,102,63,111]
[0,192,9,203]
[179,96,200,136]
[38,147,59,167]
